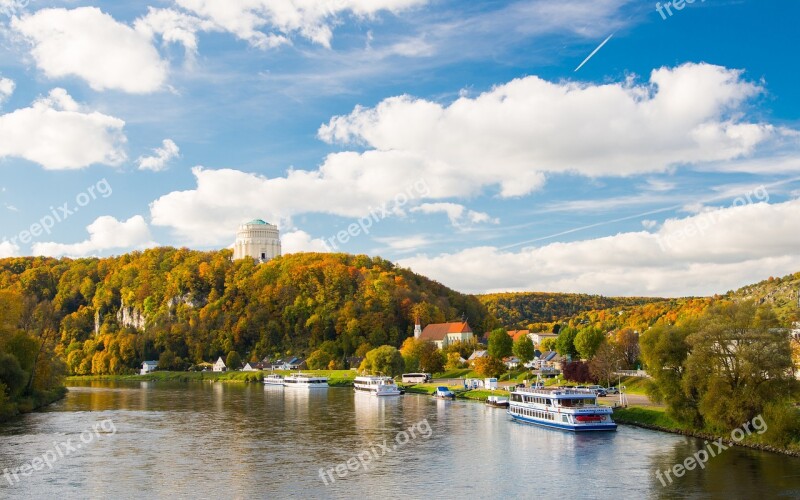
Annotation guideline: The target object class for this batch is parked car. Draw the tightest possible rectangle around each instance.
[606,386,620,394]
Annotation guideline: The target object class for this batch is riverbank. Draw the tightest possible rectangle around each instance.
[402,383,509,402]
[0,386,68,423]
[65,370,357,387]
[614,406,800,457]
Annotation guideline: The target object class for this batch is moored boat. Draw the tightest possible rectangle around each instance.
[353,376,402,396]
[263,374,284,386]
[283,373,329,389]
[485,395,509,408]
[508,387,616,432]
[433,386,456,400]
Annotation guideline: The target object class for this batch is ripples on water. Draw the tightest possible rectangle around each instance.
[1,381,799,500]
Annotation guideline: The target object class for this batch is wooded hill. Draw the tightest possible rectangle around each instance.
[0,249,496,375]
[478,291,665,329]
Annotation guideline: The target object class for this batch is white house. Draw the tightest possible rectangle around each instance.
[140,360,158,375]
[213,357,227,372]
[529,332,558,347]
[503,356,521,369]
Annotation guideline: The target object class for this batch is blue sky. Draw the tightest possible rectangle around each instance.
[0,0,799,297]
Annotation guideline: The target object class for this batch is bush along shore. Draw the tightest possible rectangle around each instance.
[0,387,68,423]
[613,406,800,458]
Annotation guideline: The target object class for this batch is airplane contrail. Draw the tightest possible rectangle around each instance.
[574,33,614,72]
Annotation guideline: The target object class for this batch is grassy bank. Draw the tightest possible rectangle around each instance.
[401,383,509,401]
[0,386,68,423]
[613,405,800,457]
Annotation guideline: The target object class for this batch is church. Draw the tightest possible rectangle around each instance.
[233,219,282,262]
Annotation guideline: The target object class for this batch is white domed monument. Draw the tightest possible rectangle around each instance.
[233,219,282,262]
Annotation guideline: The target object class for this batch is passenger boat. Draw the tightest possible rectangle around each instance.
[263,374,284,386]
[353,376,402,396]
[283,373,329,389]
[433,386,456,400]
[508,387,616,432]
[485,395,509,408]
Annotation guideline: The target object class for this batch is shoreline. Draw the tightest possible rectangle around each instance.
[613,407,800,458]
[0,387,68,424]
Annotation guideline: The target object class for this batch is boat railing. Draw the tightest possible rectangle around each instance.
[515,387,596,396]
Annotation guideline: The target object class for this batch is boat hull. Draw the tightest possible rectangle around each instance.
[354,385,401,396]
[508,412,617,432]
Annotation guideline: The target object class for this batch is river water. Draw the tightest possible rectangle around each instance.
[1,381,798,499]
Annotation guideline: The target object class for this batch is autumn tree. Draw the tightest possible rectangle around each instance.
[306,349,333,370]
[473,356,507,378]
[589,342,620,388]
[574,326,605,360]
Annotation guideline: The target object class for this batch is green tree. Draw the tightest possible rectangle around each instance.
[683,301,796,430]
[555,327,579,359]
[419,345,445,374]
[306,349,333,370]
[574,326,605,360]
[226,351,242,370]
[540,338,557,352]
[158,350,176,371]
[512,335,535,363]
[359,345,404,377]
[488,328,513,359]
[0,353,27,397]
[445,352,463,370]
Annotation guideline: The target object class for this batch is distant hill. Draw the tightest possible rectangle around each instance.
[727,272,800,322]
[477,292,665,329]
[0,250,495,375]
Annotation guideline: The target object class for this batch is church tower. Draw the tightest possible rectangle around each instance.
[233,219,281,262]
[414,317,422,339]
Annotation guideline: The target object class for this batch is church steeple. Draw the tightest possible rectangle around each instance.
[414,316,422,339]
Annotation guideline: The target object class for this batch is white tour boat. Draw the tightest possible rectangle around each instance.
[353,376,402,396]
[283,373,329,389]
[508,387,617,432]
[263,374,285,386]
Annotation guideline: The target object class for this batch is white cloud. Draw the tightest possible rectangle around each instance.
[134,7,218,57]
[641,219,658,230]
[149,64,795,247]
[320,63,778,198]
[411,202,497,227]
[398,199,800,297]
[0,240,19,258]
[281,230,330,254]
[138,139,180,172]
[0,77,14,106]
[173,0,428,48]
[12,7,168,93]
[374,235,431,252]
[0,88,127,169]
[32,215,155,258]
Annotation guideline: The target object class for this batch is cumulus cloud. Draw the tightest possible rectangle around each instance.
[0,77,14,106]
[281,230,331,254]
[173,0,428,48]
[138,139,180,172]
[398,199,800,297]
[0,88,127,169]
[0,240,19,258]
[320,63,776,198]
[411,203,497,227]
[12,7,169,93]
[149,64,795,247]
[32,215,156,258]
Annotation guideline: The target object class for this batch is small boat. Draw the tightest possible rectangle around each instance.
[283,373,329,389]
[508,387,617,432]
[433,386,456,400]
[354,376,402,396]
[485,395,509,408]
[263,374,284,386]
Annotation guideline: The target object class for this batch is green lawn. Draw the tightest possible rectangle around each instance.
[612,406,689,432]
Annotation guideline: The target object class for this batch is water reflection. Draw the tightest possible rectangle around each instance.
[0,382,798,500]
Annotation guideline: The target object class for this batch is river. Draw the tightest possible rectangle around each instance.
[1,381,798,499]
